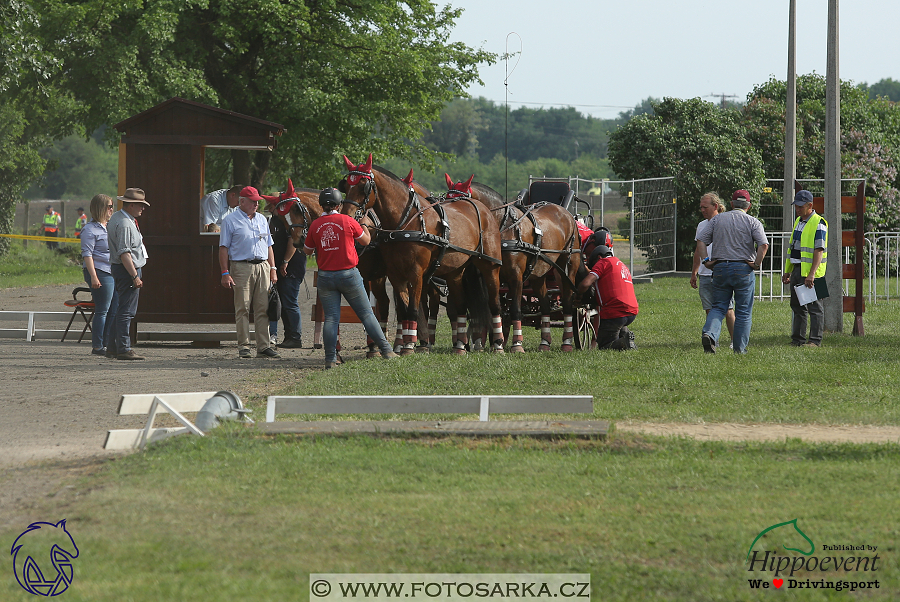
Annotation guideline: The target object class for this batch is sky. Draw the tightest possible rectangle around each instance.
[445,0,900,119]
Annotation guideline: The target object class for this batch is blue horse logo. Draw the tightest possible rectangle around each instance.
[10,520,79,596]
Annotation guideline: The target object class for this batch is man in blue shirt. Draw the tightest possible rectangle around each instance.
[218,186,280,359]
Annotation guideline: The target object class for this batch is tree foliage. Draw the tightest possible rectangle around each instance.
[0,0,78,254]
[863,78,900,102]
[31,0,495,188]
[608,97,766,269]
[744,74,900,230]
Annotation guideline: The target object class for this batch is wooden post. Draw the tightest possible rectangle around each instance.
[824,0,842,333]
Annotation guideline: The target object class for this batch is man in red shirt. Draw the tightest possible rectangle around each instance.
[576,244,638,350]
[303,188,398,369]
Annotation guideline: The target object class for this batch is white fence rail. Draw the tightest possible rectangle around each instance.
[757,231,900,304]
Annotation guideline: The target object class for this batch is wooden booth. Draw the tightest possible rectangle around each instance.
[113,98,284,326]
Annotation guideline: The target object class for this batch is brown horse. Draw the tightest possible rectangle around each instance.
[447,175,581,351]
[339,155,505,354]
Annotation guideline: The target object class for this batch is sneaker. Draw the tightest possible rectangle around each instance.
[257,347,281,358]
[91,347,106,356]
[381,350,400,359]
[270,335,277,346]
[702,333,716,354]
[278,338,303,349]
[239,348,252,359]
[117,350,145,360]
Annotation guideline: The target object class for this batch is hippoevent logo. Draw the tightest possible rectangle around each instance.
[10,520,79,596]
[745,518,881,592]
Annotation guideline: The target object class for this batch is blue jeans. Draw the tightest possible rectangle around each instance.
[277,274,303,341]
[110,263,141,354]
[317,268,390,363]
[83,268,118,351]
[703,261,755,353]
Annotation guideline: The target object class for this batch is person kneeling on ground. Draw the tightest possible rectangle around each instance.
[576,244,638,350]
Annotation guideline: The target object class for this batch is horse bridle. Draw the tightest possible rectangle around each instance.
[275,196,312,247]
[341,171,377,221]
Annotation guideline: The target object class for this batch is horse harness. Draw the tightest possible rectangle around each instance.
[342,173,502,288]
[492,200,580,288]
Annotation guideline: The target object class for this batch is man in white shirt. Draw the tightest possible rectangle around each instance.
[200,185,242,231]
[690,192,735,345]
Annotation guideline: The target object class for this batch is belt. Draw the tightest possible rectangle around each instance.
[232,258,267,264]
[717,260,747,263]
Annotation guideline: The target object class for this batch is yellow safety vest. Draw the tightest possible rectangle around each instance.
[784,212,827,278]
[43,212,60,233]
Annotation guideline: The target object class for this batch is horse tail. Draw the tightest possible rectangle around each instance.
[463,264,493,336]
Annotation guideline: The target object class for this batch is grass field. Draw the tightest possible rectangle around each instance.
[3,267,900,601]
[0,244,84,288]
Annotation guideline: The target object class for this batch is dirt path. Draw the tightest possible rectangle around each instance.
[1,283,898,530]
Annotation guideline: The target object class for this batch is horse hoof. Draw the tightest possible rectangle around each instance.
[538,345,551,352]
[492,347,505,354]
[366,351,380,359]
[511,345,525,354]
[415,345,431,354]
[453,347,467,356]
[561,344,574,352]
[400,348,416,356]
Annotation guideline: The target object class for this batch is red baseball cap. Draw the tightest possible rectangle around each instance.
[240,186,263,201]
[732,189,751,203]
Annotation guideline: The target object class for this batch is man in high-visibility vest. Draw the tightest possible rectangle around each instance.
[74,207,88,238]
[781,189,828,347]
[42,205,61,250]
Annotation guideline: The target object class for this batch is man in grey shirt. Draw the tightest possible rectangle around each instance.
[696,189,769,354]
[108,188,150,360]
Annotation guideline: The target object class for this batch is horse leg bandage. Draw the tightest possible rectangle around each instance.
[455,317,468,354]
[510,320,524,352]
[403,320,418,351]
[491,315,504,351]
[561,314,574,352]
[539,316,552,350]
[428,317,437,345]
[393,325,403,353]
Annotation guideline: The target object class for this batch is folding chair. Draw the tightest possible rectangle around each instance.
[62,287,94,343]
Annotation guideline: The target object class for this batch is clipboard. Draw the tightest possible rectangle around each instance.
[794,277,829,306]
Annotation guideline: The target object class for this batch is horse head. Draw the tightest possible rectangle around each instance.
[340,154,377,218]
[445,173,475,200]
[262,179,314,247]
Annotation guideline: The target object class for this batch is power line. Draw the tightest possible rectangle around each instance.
[480,99,635,110]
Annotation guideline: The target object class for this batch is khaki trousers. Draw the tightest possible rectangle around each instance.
[231,261,270,351]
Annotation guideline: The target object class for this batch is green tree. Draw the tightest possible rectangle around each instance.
[0,0,78,255]
[863,77,900,102]
[26,132,119,200]
[744,74,900,230]
[608,97,766,269]
[31,0,494,189]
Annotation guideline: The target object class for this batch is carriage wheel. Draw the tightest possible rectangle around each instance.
[573,305,596,350]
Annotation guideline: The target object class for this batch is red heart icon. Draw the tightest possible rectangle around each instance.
[773,579,783,588]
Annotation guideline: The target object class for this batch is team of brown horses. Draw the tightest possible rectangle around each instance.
[262,154,592,355]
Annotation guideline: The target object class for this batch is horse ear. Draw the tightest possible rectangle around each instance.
[343,155,355,171]
[286,178,295,194]
[260,193,279,204]
[365,153,373,170]
[445,173,453,189]
[465,174,475,190]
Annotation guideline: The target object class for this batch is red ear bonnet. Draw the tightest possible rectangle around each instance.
[446,174,474,199]
[402,169,415,189]
[262,179,297,216]
[345,154,374,186]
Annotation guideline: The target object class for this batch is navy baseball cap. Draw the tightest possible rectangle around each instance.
[793,190,814,206]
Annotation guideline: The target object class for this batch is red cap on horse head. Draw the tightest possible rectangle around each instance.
[445,174,474,199]
[402,169,415,190]
[343,154,374,186]
[261,178,297,216]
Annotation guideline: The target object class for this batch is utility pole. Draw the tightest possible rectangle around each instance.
[824,0,842,332]
[783,0,798,232]
[706,93,739,109]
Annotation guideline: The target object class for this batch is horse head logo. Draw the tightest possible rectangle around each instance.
[11,520,79,596]
[445,173,474,199]
[746,518,815,561]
